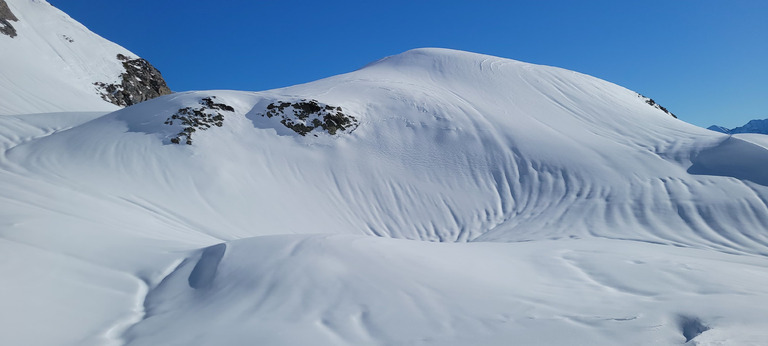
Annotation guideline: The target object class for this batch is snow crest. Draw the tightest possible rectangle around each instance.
[1,47,768,345]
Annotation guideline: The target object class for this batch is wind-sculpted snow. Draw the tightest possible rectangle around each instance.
[187,243,226,289]
[123,235,768,346]
[1,48,768,345]
[689,136,768,186]
[6,49,767,252]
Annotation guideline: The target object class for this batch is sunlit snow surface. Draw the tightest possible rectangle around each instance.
[0,0,132,115]
[1,48,768,345]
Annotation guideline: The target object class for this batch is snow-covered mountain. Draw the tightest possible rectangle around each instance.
[0,0,170,115]
[709,118,768,135]
[1,2,768,346]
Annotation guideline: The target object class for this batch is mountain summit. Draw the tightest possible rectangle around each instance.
[1,4,768,346]
[709,118,768,135]
[0,0,170,115]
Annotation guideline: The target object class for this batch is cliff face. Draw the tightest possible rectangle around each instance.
[94,54,172,107]
[0,0,18,38]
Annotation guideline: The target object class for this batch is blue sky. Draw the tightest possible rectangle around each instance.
[49,0,767,128]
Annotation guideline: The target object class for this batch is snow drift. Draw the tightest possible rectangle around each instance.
[1,36,767,345]
[8,48,767,252]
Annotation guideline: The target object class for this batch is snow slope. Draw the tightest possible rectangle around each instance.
[1,48,768,345]
[0,0,137,114]
[125,235,768,346]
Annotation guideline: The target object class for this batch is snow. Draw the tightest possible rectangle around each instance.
[123,235,768,346]
[709,119,768,135]
[1,5,768,344]
[0,0,132,115]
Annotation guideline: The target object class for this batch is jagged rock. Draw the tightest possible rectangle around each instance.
[638,94,676,118]
[94,54,172,107]
[260,99,358,136]
[165,97,234,145]
[0,0,19,38]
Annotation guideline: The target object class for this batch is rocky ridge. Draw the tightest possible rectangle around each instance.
[0,0,18,38]
[708,118,768,135]
[638,94,676,118]
[94,54,172,107]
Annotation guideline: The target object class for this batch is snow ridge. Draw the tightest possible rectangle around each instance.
[2,30,768,346]
[709,118,768,135]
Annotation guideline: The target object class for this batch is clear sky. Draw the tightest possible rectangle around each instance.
[48,0,767,128]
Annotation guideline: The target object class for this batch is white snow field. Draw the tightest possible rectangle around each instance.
[2,2,768,345]
[0,0,133,115]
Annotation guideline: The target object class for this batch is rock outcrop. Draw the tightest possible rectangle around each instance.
[0,0,18,38]
[260,100,358,136]
[164,97,235,145]
[638,94,676,119]
[94,54,172,107]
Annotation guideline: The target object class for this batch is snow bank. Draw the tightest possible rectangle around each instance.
[124,235,768,345]
[1,48,767,345]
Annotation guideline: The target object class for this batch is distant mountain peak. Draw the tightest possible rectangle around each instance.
[708,118,768,135]
[707,125,730,134]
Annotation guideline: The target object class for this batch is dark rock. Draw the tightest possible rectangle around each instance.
[259,100,358,136]
[0,0,19,38]
[200,96,235,112]
[638,93,677,119]
[94,54,172,107]
[165,97,235,145]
